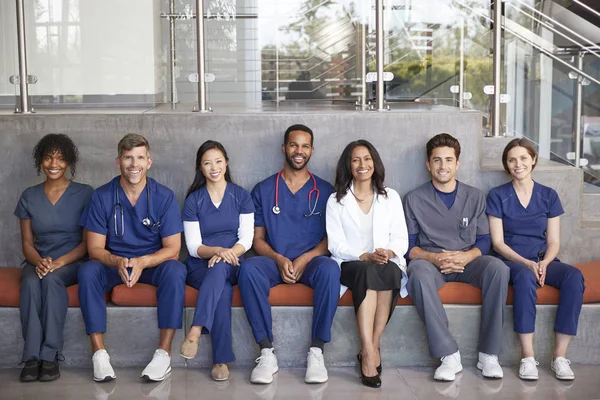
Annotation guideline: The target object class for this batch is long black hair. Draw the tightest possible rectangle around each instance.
[334,140,387,202]
[33,133,79,178]
[186,140,233,198]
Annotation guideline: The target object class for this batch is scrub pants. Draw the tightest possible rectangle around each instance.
[186,259,238,364]
[406,255,509,358]
[20,261,80,362]
[78,260,186,335]
[237,255,340,344]
[506,260,585,335]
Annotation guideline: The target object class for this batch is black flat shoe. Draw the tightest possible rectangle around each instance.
[39,360,60,382]
[357,353,382,375]
[20,360,40,382]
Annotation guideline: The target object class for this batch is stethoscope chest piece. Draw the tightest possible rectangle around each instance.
[272,205,281,215]
[142,217,151,227]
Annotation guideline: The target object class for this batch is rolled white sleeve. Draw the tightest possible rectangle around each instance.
[326,195,363,261]
[183,221,203,258]
[235,213,254,252]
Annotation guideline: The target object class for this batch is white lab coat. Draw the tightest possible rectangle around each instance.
[326,185,409,297]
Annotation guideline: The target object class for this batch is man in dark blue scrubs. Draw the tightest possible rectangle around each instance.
[238,125,340,385]
[78,134,186,383]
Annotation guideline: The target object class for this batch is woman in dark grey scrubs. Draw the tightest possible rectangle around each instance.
[15,134,93,382]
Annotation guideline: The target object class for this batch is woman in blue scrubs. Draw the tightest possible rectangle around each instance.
[15,134,93,382]
[179,140,254,381]
[487,138,584,381]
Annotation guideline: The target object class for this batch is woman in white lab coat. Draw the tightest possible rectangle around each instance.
[326,140,409,388]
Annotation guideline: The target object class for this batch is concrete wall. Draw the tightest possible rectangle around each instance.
[0,110,599,267]
[1,304,600,368]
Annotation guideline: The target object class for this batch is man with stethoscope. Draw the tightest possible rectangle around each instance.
[77,134,186,383]
[238,124,340,385]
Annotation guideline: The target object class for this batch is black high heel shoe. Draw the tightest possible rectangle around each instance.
[357,353,382,388]
[357,353,382,375]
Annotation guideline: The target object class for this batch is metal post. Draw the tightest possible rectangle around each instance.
[194,0,207,112]
[459,17,465,109]
[375,0,384,110]
[169,0,177,106]
[574,52,584,168]
[15,0,31,114]
[492,0,503,135]
[361,22,366,109]
[275,36,280,108]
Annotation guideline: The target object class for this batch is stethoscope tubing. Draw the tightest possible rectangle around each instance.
[114,180,153,238]
[272,169,320,216]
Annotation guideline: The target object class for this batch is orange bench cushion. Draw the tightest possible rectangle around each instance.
[2,261,600,307]
[0,267,108,307]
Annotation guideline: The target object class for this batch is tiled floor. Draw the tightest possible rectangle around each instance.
[1,365,599,400]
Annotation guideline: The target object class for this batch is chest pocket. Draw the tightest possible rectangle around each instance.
[304,213,324,236]
[458,216,476,244]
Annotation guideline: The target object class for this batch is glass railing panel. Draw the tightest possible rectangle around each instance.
[0,1,19,110]
[382,0,460,105]
[24,0,167,108]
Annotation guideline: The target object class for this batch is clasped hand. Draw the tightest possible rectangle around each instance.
[525,259,547,287]
[276,254,308,284]
[360,248,392,265]
[35,257,62,279]
[208,247,240,268]
[434,250,471,274]
[116,257,145,288]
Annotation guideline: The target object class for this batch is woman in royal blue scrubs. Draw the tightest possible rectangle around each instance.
[16,134,93,382]
[179,140,254,381]
[487,138,584,381]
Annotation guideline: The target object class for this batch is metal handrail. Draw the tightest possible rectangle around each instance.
[569,0,600,20]
[458,0,600,87]
[506,0,600,58]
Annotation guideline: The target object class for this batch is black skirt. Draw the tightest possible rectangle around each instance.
[340,260,402,321]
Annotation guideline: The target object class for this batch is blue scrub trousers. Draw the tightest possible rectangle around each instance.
[237,255,340,344]
[20,261,80,362]
[186,259,237,364]
[507,260,585,335]
[78,260,186,335]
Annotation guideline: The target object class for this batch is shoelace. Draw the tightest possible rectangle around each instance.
[555,358,571,372]
[480,353,498,363]
[522,359,539,366]
[255,352,274,367]
[307,353,324,367]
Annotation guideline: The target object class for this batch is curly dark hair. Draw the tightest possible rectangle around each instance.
[33,134,79,177]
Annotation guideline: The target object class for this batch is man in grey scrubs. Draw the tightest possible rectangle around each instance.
[403,133,509,381]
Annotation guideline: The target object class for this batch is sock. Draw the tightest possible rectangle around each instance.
[258,338,273,350]
[311,339,325,352]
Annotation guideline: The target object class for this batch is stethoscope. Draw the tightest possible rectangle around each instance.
[272,170,321,217]
[114,182,161,238]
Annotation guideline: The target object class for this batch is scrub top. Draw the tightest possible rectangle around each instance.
[404,181,489,253]
[80,176,183,259]
[252,172,334,261]
[14,182,94,261]
[486,181,564,261]
[182,183,255,264]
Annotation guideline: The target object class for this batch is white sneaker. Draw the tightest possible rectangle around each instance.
[92,349,116,382]
[250,348,279,384]
[519,357,539,380]
[551,357,575,380]
[477,352,503,378]
[305,347,328,383]
[141,349,171,382]
[434,350,462,381]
